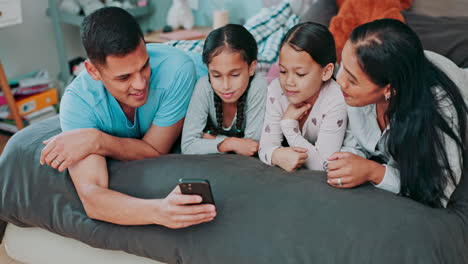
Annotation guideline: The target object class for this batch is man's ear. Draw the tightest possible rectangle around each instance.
[84,60,102,81]
[321,63,335,82]
[249,60,258,77]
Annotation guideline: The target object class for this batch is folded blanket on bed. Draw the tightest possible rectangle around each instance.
[330,0,412,61]
[1,116,468,264]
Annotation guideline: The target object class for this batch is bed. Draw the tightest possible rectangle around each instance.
[2,0,468,263]
[1,115,468,264]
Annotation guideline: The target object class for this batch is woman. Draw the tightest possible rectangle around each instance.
[327,19,467,208]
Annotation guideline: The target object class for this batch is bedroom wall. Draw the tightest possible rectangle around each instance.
[0,0,85,84]
[1,0,264,84]
[144,0,264,32]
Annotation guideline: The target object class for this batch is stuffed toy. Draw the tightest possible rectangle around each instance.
[60,0,104,16]
[166,0,195,30]
[60,0,136,16]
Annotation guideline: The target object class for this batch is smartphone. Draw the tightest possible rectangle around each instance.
[178,178,215,205]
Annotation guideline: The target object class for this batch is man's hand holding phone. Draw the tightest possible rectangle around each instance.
[155,185,216,229]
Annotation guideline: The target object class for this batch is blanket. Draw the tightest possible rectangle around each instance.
[1,116,468,264]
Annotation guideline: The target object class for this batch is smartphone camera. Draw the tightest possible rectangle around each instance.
[178,179,215,205]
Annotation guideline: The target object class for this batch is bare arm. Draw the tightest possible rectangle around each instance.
[69,154,216,227]
[41,119,184,171]
[69,154,159,225]
[96,118,184,160]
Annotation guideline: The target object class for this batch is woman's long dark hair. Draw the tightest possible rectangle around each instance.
[202,24,257,137]
[280,22,336,67]
[350,19,467,208]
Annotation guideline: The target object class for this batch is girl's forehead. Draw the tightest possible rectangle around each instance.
[208,51,249,70]
[279,45,319,68]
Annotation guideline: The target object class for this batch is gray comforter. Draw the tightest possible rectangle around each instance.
[1,116,467,264]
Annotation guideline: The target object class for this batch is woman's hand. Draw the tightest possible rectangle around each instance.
[326,152,385,188]
[282,103,311,121]
[218,137,259,156]
[272,147,308,172]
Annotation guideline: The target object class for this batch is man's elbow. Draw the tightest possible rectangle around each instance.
[77,185,102,220]
[147,146,164,157]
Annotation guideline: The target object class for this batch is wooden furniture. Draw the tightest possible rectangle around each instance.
[145,26,212,43]
[0,0,24,131]
[0,61,24,131]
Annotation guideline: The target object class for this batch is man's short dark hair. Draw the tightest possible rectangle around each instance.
[81,7,144,66]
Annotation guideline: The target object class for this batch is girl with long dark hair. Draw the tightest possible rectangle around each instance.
[327,19,467,208]
[259,22,347,172]
[181,24,267,155]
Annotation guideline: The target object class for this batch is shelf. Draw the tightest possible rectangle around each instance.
[46,0,154,90]
[46,6,153,27]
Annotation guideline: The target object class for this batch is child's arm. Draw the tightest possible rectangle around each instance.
[243,76,268,141]
[281,97,348,171]
[259,80,286,165]
[181,78,228,154]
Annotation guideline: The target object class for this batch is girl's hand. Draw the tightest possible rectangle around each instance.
[231,138,259,156]
[282,103,311,121]
[326,152,385,188]
[202,133,216,139]
[218,137,259,156]
[272,147,308,172]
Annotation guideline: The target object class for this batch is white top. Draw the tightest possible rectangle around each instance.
[259,79,348,171]
[341,51,467,207]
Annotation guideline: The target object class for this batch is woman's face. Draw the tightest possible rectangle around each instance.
[208,49,256,104]
[336,40,390,107]
[278,44,332,105]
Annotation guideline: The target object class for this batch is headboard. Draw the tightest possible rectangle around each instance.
[411,0,468,17]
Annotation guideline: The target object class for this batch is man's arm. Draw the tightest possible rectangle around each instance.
[96,118,184,160]
[42,55,197,171]
[70,153,216,227]
[41,118,184,171]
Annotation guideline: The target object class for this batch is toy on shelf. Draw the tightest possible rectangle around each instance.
[166,0,195,30]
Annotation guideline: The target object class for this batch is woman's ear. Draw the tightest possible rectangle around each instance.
[85,60,102,81]
[383,84,392,100]
[248,60,258,76]
[321,63,335,82]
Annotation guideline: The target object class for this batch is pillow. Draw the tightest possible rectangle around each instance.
[404,11,468,68]
[2,116,468,264]
[410,0,468,17]
[266,63,280,84]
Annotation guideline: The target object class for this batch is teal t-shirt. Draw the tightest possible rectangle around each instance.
[60,44,199,138]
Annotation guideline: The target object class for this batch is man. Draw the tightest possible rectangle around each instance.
[39,7,216,228]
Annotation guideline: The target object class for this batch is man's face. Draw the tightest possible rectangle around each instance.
[86,40,151,113]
